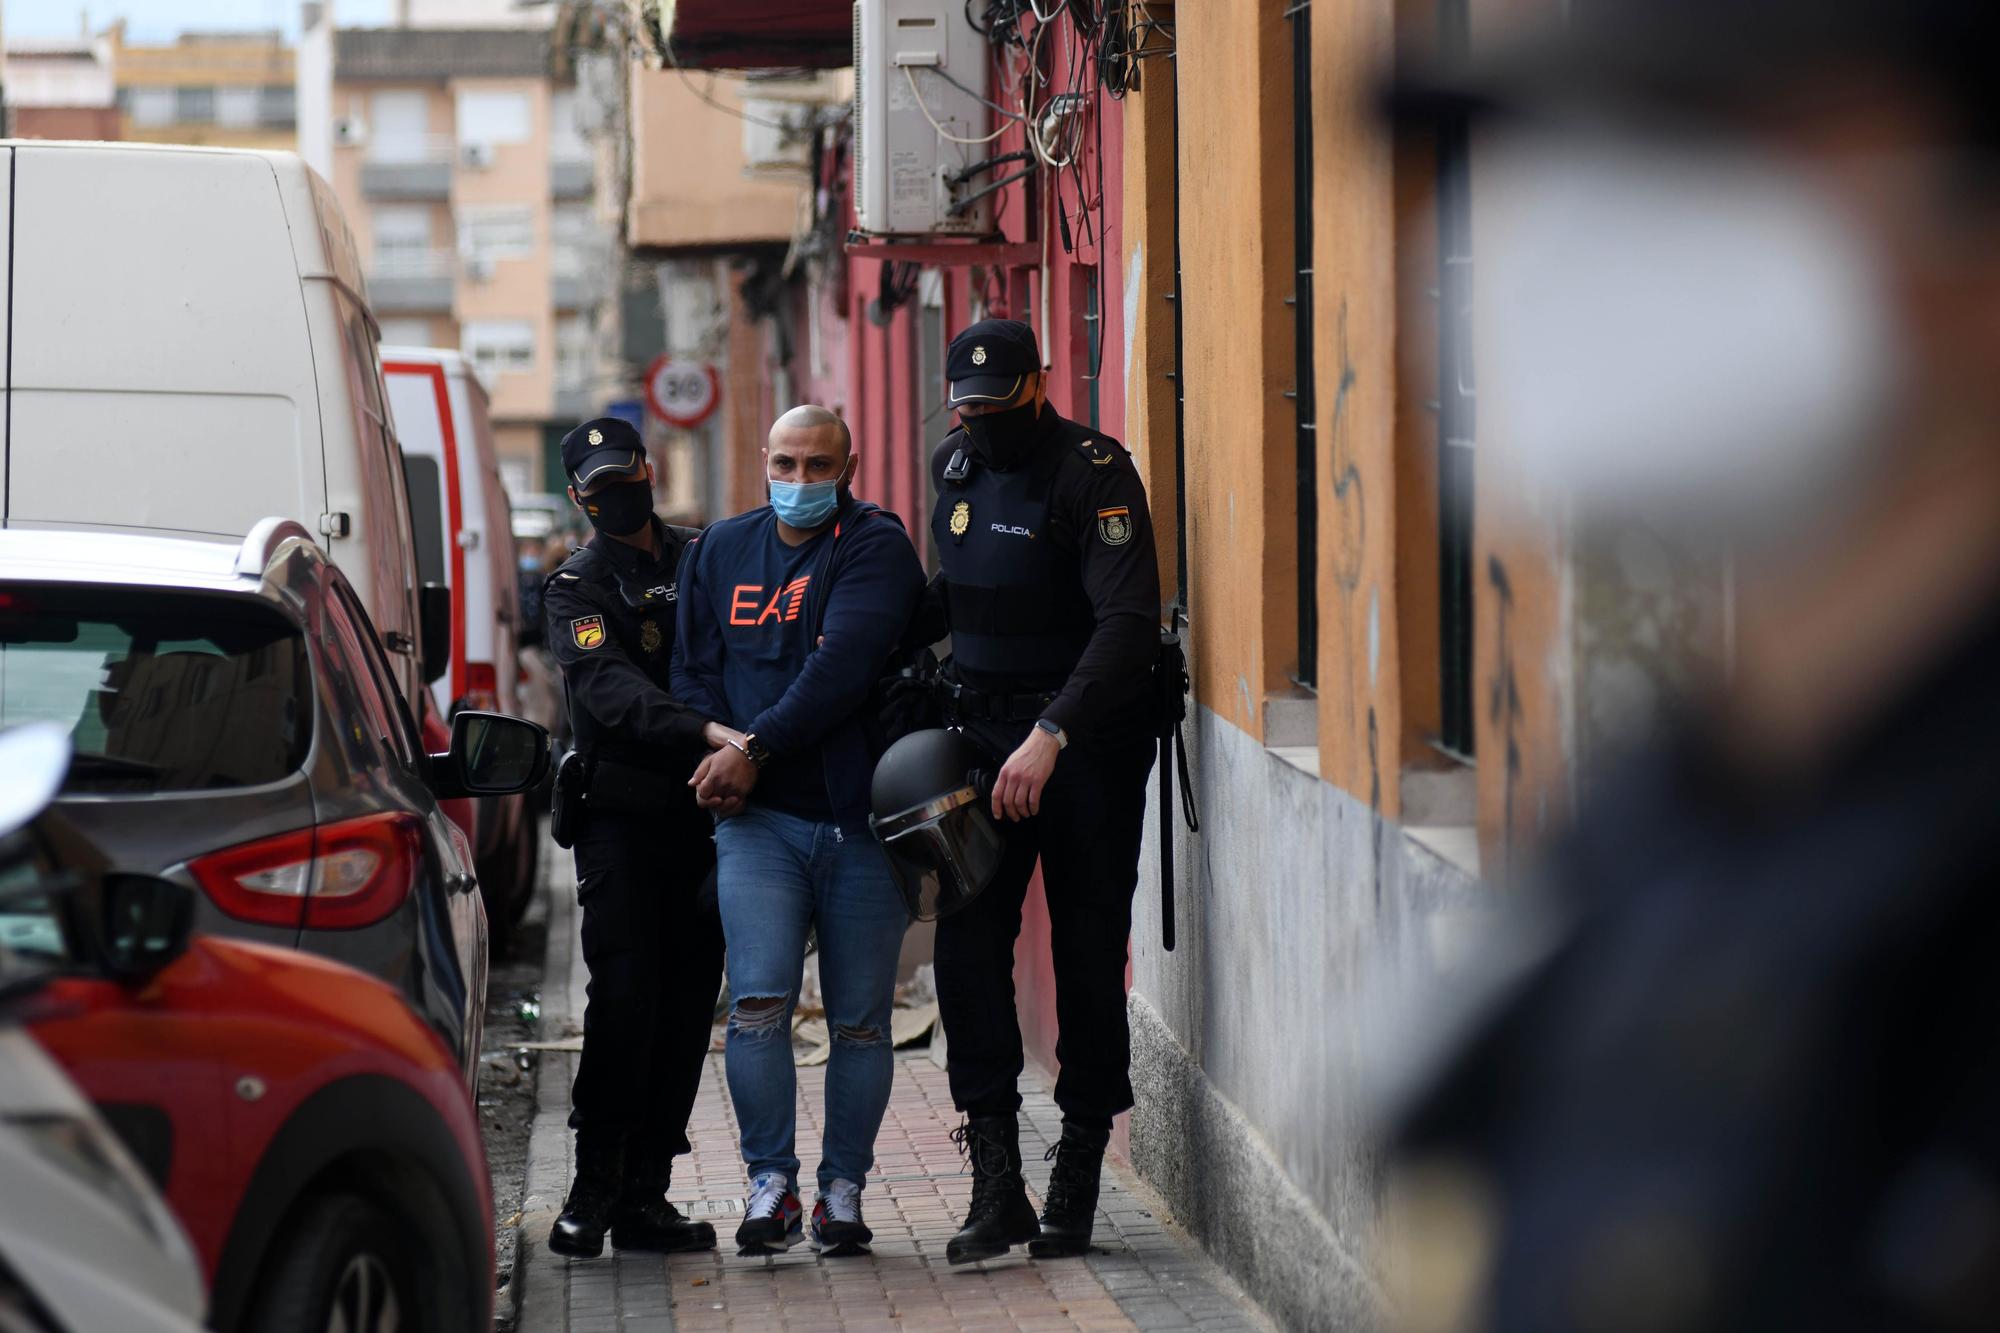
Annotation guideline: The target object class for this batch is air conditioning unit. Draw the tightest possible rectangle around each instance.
[465,256,494,282]
[742,99,813,179]
[333,117,367,147]
[853,0,993,237]
[459,141,495,169]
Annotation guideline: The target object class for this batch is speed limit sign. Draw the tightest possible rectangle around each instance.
[644,356,722,429]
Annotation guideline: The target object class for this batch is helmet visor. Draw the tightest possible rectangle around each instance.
[872,785,1007,921]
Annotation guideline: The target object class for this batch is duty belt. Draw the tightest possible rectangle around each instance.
[940,680,1056,724]
[584,756,681,814]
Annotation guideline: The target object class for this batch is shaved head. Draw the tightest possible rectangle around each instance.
[769,404,851,456]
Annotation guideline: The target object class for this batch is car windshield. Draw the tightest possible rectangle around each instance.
[0,585,311,794]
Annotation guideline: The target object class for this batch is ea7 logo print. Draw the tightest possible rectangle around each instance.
[729,577,812,626]
[990,523,1036,539]
[571,615,606,650]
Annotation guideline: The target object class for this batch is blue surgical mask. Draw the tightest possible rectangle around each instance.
[769,478,842,529]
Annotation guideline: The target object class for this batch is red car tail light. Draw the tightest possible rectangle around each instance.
[460,661,500,714]
[190,812,423,930]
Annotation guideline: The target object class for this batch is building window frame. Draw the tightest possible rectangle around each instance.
[1435,0,1476,758]
[1285,0,1318,691]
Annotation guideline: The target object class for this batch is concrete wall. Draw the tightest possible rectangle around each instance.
[627,71,803,251]
[1118,4,1489,1328]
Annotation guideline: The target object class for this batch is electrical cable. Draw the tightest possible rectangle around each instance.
[903,66,1014,144]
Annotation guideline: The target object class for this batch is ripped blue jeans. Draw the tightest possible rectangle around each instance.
[714,804,911,1191]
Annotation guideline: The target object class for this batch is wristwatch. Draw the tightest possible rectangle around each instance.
[729,733,772,769]
[1033,719,1069,750]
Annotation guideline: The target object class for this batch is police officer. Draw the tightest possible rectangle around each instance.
[543,418,734,1259]
[924,319,1162,1264]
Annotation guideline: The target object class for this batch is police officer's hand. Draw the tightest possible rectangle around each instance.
[993,728,1060,822]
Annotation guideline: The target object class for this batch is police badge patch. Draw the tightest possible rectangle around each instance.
[1097,506,1133,546]
[640,619,663,654]
[949,500,971,538]
[571,615,605,650]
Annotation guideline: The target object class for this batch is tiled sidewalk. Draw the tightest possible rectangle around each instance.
[511,857,1272,1332]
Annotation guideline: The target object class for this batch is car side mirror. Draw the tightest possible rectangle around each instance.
[419,582,452,685]
[97,874,194,983]
[430,710,550,799]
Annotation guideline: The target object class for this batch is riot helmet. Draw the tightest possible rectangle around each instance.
[869,728,1006,921]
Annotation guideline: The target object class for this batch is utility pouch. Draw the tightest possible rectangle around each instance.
[550,749,589,849]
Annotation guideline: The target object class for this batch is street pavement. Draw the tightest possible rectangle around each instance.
[510,845,1274,1332]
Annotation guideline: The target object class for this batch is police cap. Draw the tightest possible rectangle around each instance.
[561,418,645,492]
[946,319,1041,409]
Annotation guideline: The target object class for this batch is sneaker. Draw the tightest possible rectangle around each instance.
[734,1172,803,1255]
[811,1178,874,1257]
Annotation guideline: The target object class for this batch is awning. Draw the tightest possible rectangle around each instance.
[657,0,850,70]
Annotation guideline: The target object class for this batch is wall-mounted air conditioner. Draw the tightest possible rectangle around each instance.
[333,117,367,147]
[460,141,495,169]
[853,0,993,237]
[742,99,814,179]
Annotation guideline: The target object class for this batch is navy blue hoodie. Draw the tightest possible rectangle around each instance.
[671,495,925,828]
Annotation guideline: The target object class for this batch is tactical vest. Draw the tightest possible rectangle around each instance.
[932,445,1096,683]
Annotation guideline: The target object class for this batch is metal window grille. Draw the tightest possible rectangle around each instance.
[1436,0,1476,757]
[1286,0,1318,689]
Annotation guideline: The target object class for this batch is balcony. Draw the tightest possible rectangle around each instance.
[551,241,609,310]
[368,250,456,312]
[550,151,594,201]
[361,136,455,199]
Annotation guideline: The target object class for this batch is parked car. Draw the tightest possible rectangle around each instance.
[384,347,540,941]
[0,518,550,1081]
[0,724,503,1333]
[0,724,206,1333]
[0,139,436,710]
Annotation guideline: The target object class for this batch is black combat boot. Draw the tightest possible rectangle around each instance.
[1029,1119,1111,1257]
[610,1141,717,1253]
[945,1115,1041,1265]
[548,1132,623,1258]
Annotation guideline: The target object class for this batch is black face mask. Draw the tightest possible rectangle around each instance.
[577,479,654,536]
[959,402,1041,471]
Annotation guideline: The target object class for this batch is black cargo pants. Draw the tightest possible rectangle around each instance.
[934,715,1156,1127]
[568,808,723,1161]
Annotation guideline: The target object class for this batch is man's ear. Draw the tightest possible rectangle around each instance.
[568,484,581,507]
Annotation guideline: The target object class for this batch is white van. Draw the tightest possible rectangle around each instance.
[0,140,430,706]
[383,347,540,935]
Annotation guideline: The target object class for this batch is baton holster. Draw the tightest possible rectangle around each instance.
[550,749,589,849]
[1153,628,1199,951]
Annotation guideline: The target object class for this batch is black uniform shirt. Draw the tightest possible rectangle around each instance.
[543,517,711,776]
[928,407,1160,733]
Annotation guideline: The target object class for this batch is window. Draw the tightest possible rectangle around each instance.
[0,586,311,793]
[176,86,216,124]
[455,89,532,146]
[369,89,431,162]
[377,317,433,347]
[459,206,535,264]
[1436,0,1475,757]
[260,84,297,128]
[551,203,595,278]
[403,455,448,587]
[1288,0,1318,691]
[216,86,261,129]
[316,583,413,768]
[555,315,592,390]
[463,320,537,378]
[127,87,177,127]
[372,205,432,263]
[333,584,420,767]
[550,88,590,162]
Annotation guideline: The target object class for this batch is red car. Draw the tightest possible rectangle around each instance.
[3,770,495,1333]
